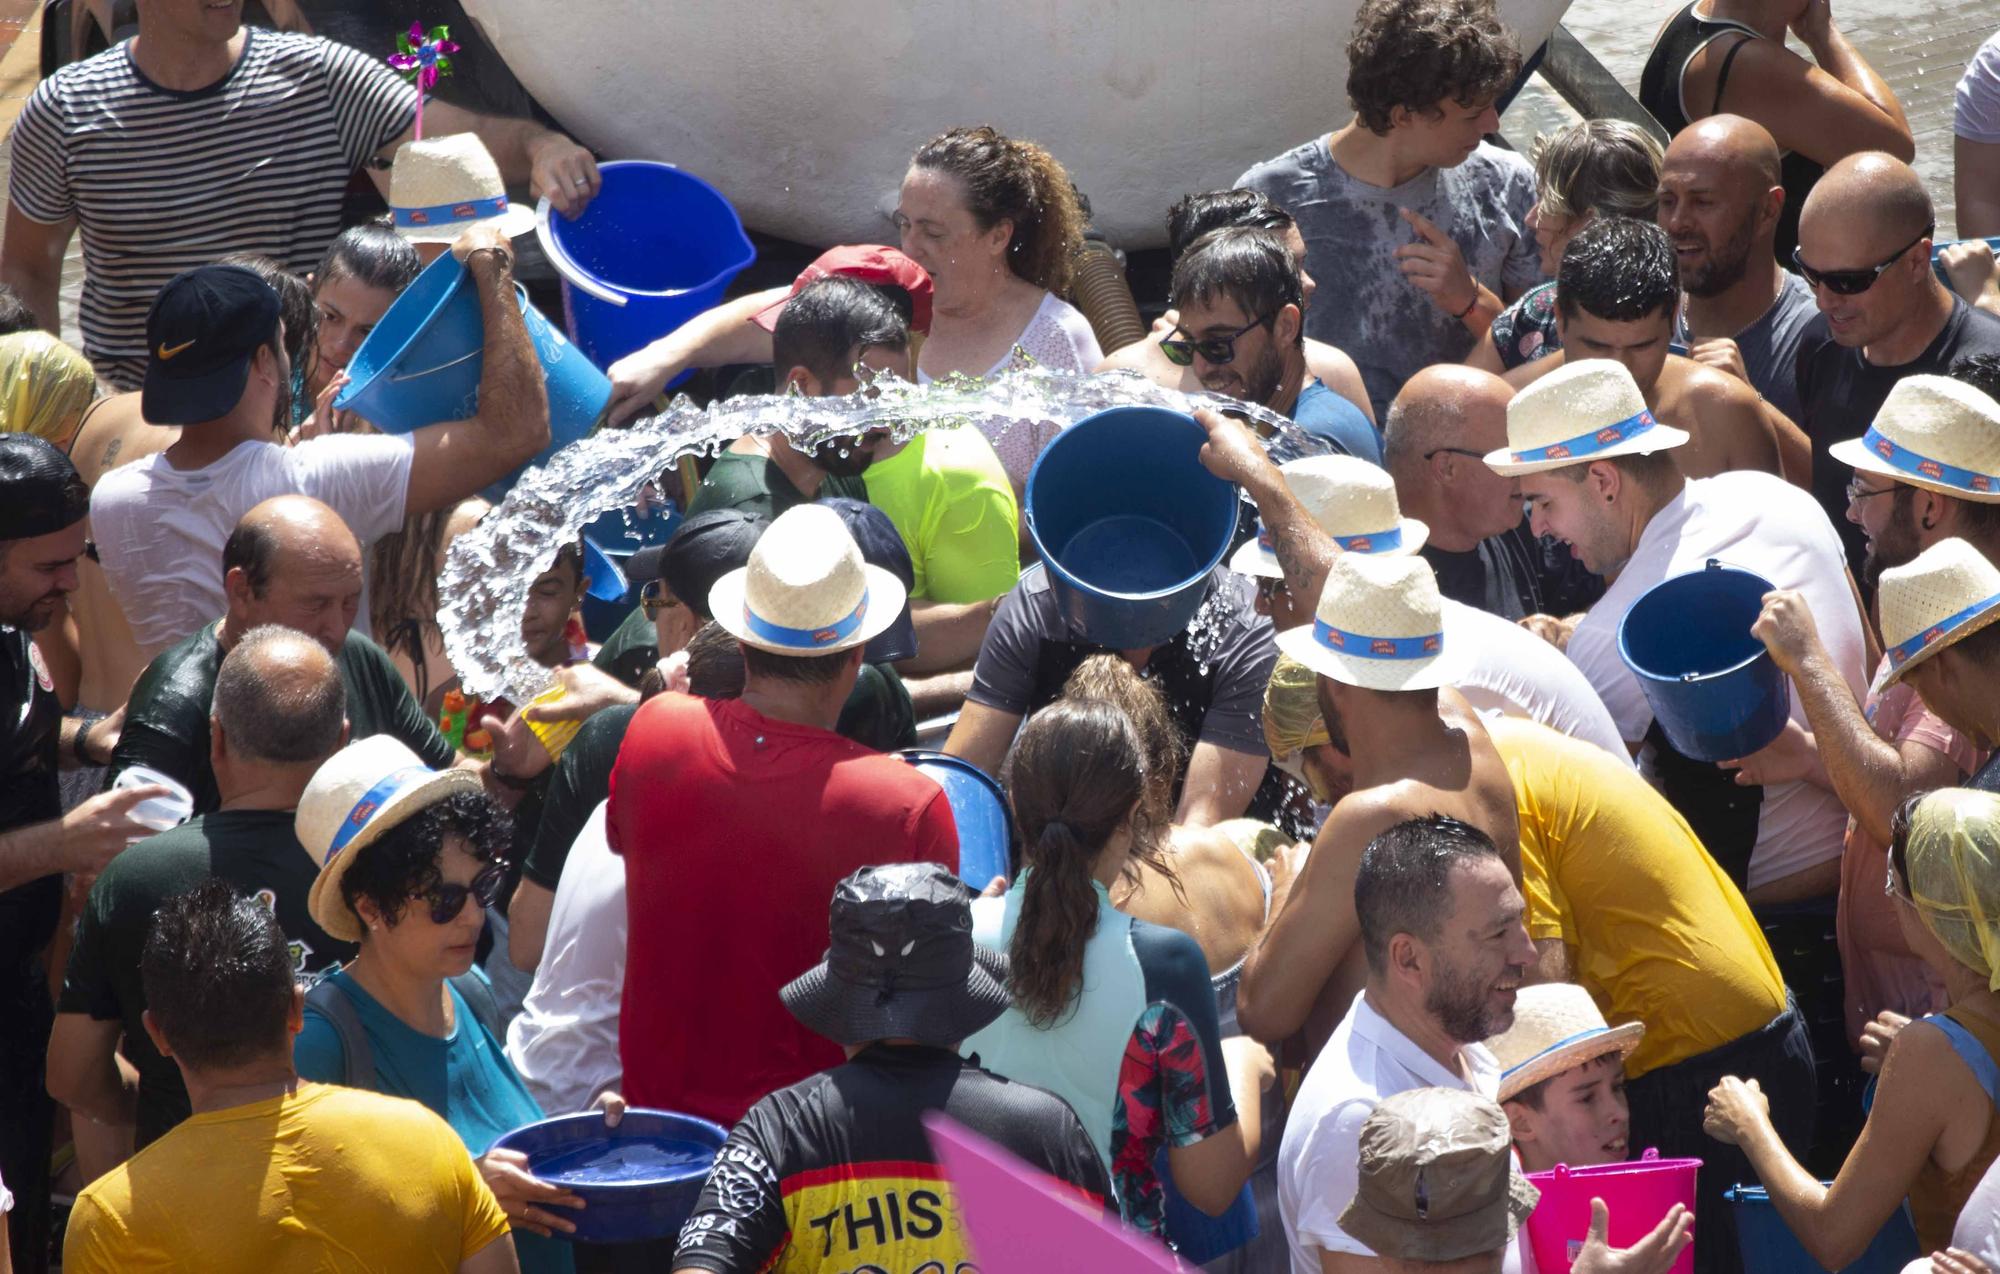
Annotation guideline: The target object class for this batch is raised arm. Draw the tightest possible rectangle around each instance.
[1192,408,1338,609]
[604,288,791,425]
[389,101,598,219]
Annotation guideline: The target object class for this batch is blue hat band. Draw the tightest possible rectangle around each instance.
[326,765,436,861]
[1499,1025,1625,1080]
[1312,617,1442,660]
[1861,426,2000,496]
[1258,524,1402,555]
[393,194,510,230]
[744,590,870,650]
[1508,407,1660,466]
[1886,591,2000,674]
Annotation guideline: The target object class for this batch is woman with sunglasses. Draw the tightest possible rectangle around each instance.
[294,736,580,1274]
[1705,787,2000,1264]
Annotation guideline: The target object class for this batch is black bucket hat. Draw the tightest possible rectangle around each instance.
[781,862,1011,1047]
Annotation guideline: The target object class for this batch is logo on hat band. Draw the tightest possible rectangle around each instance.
[393,194,510,229]
[1312,618,1444,660]
[1509,407,1660,466]
[1259,524,1402,555]
[1886,590,2000,675]
[1862,425,1998,495]
[1498,1025,1621,1080]
[326,765,434,861]
[743,591,870,650]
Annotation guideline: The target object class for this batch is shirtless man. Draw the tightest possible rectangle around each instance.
[1503,215,1803,482]
[1192,410,1520,1055]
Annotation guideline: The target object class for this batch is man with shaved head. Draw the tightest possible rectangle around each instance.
[1383,364,1599,619]
[1657,115,1821,426]
[1795,152,2000,567]
[108,495,453,815]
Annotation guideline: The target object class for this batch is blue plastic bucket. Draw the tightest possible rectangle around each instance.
[493,1108,727,1245]
[577,505,684,640]
[541,160,756,373]
[1617,560,1789,763]
[897,750,1012,887]
[1932,237,2000,284]
[334,252,611,497]
[1025,407,1239,650]
[1724,1186,1918,1274]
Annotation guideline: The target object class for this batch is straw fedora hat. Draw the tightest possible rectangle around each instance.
[709,503,909,656]
[1829,374,2000,504]
[1485,360,1690,477]
[1875,536,2000,690]
[388,133,536,244]
[298,736,483,943]
[1486,983,1646,1102]
[1230,455,1429,579]
[1275,552,1463,692]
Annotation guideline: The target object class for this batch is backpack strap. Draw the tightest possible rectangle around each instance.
[304,976,376,1089]
[449,968,505,1042]
[1928,1013,2000,1105]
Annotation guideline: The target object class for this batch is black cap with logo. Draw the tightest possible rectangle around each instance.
[141,265,283,425]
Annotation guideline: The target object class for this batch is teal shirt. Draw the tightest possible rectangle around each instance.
[295,968,572,1274]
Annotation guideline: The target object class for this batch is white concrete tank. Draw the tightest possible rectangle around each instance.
[462,0,1573,248]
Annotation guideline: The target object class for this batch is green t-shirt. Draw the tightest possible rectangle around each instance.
[839,663,917,755]
[58,809,357,1146]
[523,703,637,890]
[865,429,1021,603]
[591,606,657,690]
[111,626,456,814]
[686,450,866,521]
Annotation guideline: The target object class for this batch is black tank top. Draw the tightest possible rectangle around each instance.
[1638,1,1823,264]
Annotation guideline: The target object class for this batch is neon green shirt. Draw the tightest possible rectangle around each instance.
[864,428,1020,603]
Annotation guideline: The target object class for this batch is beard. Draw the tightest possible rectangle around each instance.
[1861,499,1922,590]
[1680,212,1759,299]
[1425,955,1516,1044]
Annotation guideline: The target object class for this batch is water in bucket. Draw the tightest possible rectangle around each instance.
[1524,1151,1700,1274]
[1061,516,1200,594]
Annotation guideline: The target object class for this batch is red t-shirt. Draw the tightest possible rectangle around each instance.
[607,693,959,1124]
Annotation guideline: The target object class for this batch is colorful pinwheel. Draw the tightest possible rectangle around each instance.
[388,23,460,139]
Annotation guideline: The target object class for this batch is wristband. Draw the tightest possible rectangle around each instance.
[1453,289,1480,321]
[488,762,536,791]
[71,719,100,768]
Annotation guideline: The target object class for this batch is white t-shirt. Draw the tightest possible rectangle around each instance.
[1449,600,1632,764]
[1278,991,1513,1274]
[1954,1151,2000,1264]
[89,434,415,657]
[504,802,627,1115]
[1956,31,2000,143]
[1565,472,1866,891]
[919,290,1104,489]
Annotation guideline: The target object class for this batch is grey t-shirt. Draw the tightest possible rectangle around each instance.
[1678,269,1819,426]
[1237,138,1543,418]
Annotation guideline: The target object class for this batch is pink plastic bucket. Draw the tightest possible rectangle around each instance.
[1523,1150,1700,1274]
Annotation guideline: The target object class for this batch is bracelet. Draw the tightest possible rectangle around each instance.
[465,245,514,273]
[488,762,535,791]
[71,718,100,767]
[1452,289,1480,321]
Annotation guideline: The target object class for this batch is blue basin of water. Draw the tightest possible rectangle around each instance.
[493,1108,727,1244]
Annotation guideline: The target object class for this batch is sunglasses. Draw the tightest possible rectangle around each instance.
[1793,224,1933,296]
[1425,446,1488,463]
[1160,312,1275,367]
[417,862,506,926]
[640,578,683,620]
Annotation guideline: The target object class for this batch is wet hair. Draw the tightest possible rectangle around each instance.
[313,224,421,297]
[1508,1075,1554,1110]
[1347,0,1522,136]
[739,643,855,686]
[1952,353,2000,403]
[1005,699,1160,1026]
[213,626,347,764]
[1354,815,1507,974]
[1552,448,1681,494]
[1945,609,2000,670]
[1061,655,1186,838]
[1168,227,1304,348]
[339,789,511,929]
[1888,791,1923,902]
[216,252,314,372]
[1530,120,1664,224]
[221,516,284,598]
[369,509,455,695]
[773,276,909,388]
[0,283,33,336]
[1165,189,1296,261]
[1555,216,1679,324]
[911,125,1087,294]
[684,621,746,700]
[140,879,296,1071]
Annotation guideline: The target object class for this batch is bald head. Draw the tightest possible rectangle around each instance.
[1383,365,1514,469]
[213,625,347,765]
[1664,115,1780,188]
[1801,152,1934,243]
[224,496,362,594]
[221,496,364,652]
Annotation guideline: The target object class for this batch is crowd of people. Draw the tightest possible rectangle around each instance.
[6,0,2000,1270]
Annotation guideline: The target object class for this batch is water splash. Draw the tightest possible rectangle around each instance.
[439,365,1335,701]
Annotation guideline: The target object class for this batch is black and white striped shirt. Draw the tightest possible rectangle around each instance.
[8,30,415,388]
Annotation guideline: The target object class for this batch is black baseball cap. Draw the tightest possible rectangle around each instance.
[627,509,770,622]
[141,265,283,425]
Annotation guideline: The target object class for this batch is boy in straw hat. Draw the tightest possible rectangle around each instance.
[607,504,959,1128]
[1495,358,1868,911]
[1487,984,1644,1174]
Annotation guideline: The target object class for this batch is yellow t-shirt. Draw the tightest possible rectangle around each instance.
[1487,717,1787,1077]
[64,1081,512,1273]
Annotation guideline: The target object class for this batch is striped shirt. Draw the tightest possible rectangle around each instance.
[8,29,415,388]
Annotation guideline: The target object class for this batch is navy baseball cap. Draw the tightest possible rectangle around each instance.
[627,509,770,623]
[141,265,283,425]
[819,497,918,664]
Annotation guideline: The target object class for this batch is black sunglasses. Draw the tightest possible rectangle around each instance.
[418,862,506,926]
[1424,446,1488,462]
[639,578,683,620]
[1160,312,1275,367]
[1792,223,1933,296]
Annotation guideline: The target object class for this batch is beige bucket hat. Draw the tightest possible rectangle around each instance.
[388,133,536,243]
[1486,983,1646,1102]
[709,503,909,656]
[1485,360,1690,477]
[1874,536,2000,690]
[1275,552,1463,692]
[298,736,483,943]
[1829,374,2000,503]
[1230,454,1429,579]
[1339,1088,1541,1264]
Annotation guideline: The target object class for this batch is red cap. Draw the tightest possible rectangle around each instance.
[750,245,933,336]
